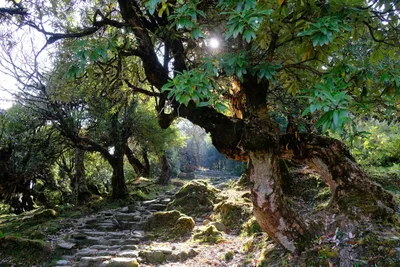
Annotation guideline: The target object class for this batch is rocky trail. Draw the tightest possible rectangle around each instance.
[49,171,257,267]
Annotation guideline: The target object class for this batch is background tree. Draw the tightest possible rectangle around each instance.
[0,104,63,213]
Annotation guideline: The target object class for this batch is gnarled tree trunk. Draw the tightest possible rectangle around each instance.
[249,149,312,253]
[281,134,397,218]
[113,2,397,254]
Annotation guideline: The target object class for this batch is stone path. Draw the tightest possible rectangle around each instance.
[52,189,201,267]
[51,170,241,267]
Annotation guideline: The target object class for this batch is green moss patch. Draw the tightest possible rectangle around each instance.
[213,200,252,231]
[241,217,262,236]
[0,208,61,239]
[193,225,223,244]
[337,189,391,219]
[167,180,219,217]
[129,178,175,201]
[143,210,195,240]
[0,236,52,265]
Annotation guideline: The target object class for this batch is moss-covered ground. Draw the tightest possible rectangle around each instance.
[2,169,400,266]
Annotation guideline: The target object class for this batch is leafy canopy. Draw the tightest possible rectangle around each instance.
[155,0,400,135]
[0,0,399,137]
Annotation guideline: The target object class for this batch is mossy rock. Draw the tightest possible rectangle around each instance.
[241,217,262,236]
[143,210,194,240]
[167,180,219,217]
[176,216,196,233]
[108,258,139,267]
[139,250,165,264]
[31,209,57,221]
[318,247,339,258]
[193,225,223,244]
[337,189,393,219]
[28,229,46,239]
[0,236,52,265]
[356,232,400,266]
[129,178,174,201]
[213,200,252,231]
[223,251,234,262]
[131,189,152,200]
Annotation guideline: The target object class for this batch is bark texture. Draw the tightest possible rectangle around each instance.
[72,148,91,204]
[249,150,311,253]
[281,134,397,217]
[109,154,129,199]
[125,146,150,177]
[158,153,172,185]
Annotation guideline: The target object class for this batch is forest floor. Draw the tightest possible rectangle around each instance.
[2,168,400,266]
[0,170,265,267]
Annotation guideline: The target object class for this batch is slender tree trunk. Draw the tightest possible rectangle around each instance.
[109,154,129,199]
[125,145,146,177]
[249,150,312,253]
[142,147,150,177]
[158,153,172,185]
[72,148,91,204]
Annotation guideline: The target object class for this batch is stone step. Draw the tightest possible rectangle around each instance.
[117,250,139,257]
[55,259,72,266]
[77,256,112,267]
[100,257,139,267]
[67,236,104,246]
[142,199,159,206]
[114,213,142,221]
[120,221,140,229]
[75,249,120,259]
[160,198,172,204]
[103,231,130,239]
[121,245,138,250]
[148,203,167,211]
[80,231,108,236]
[57,241,76,250]
[99,211,115,217]
[137,206,146,212]
[95,223,118,230]
[89,245,121,250]
[118,238,140,245]
[131,231,144,239]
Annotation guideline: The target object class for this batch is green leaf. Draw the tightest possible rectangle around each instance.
[333,110,339,126]
[243,29,255,43]
[316,111,332,128]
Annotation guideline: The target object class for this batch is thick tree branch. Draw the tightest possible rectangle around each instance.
[124,79,161,97]
[280,63,325,76]
[0,6,27,16]
[26,9,129,45]
[177,104,248,161]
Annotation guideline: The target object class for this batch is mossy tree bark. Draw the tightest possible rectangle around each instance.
[178,92,313,253]
[281,134,397,217]
[125,145,150,177]
[108,151,129,200]
[249,150,312,253]
[72,148,92,204]
[158,153,172,185]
